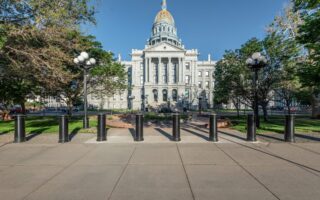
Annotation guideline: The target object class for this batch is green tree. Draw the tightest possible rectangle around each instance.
[214,50,249,117]
[267,4,302,115]
[0,0,96,114]
[293,0,320,118]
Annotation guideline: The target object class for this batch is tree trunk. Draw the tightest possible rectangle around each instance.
[286,99,291,115]
[67,102,73,116]
[262,104,268,122]
[20,101,26,115]
[232,99,240,118]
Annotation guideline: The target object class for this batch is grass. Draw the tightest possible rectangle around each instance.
[0,116,98,135]
[227,115,320,134]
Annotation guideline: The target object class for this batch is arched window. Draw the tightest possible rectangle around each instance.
[153,89,158,102]
[172,89,178,102]
[163,89,168,102]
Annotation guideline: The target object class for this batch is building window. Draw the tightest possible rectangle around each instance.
[172,89,178,102]
[113,94,116,100]
[206,71,210,77]
[173,64,177,83]
[140,63,144,71]
[212,81,215,88]
[185,75,191,84]
[205,81,209,88]
[140,75,144,85]
[185,89,190,98]
[163,63,168,83]
[163,89,168,102]
[198,71,202,77]
[198,81,202,88]
[153,89,158,102]
[186,63,190,70]
[154,63,158,83]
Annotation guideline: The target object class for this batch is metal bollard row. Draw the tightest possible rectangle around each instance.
[12,113,296,144]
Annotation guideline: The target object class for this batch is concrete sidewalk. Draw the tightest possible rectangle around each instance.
[0,134,320,200]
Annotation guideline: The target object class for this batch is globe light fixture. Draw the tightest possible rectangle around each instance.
[73,52,97,129]
[77,55,85,62]
[80,52,89,60]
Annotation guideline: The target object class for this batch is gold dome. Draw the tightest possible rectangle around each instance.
[154,9,175,25]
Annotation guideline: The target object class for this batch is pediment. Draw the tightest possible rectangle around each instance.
[145,42,185,52]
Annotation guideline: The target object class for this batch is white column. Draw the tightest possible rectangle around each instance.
[182,58,185,85]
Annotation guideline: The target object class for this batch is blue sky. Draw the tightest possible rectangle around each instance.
[82,0,290,61]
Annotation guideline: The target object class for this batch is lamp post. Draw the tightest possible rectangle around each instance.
[246,52,267,128]
[74,52,96,129]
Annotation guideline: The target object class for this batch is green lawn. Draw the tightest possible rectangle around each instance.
[228,115,320,134]
[0,116,98,134]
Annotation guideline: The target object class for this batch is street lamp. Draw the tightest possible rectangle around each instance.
[246,52,267,128]
[74,52,96,129]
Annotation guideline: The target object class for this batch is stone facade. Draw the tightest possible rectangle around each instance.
[89,0,216,111]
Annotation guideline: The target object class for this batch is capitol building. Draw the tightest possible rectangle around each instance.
[89,0,216,111]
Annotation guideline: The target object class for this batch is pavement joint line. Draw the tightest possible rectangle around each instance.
[0,141,13,150]
[188,124,320,174]
[290,143,320,156]
[107,144,137,200]
[21,145,98,200]
[176,144,196,200]
[3,144,59,168]
[250,142,320,178]
[215,143,281,200]
[219,134,320,175]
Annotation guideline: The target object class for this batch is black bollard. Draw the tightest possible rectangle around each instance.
[14,115,26,143]
[97,114,107,142]
[172,113,181,141]
[209,113,218,142]
[59,115,69,143]
[135,114,144,141]
[247,114,257,142]
[284,115,295,142]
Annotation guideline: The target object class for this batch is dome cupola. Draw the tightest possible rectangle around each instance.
[148,0,183,48]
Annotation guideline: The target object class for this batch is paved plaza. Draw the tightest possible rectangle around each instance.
[0,127,320,200]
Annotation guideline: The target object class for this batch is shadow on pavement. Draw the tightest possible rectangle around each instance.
[154,128,172,141]
[26,128,49,141]
[295,133,320,142]
[218,130,247,141]
[257,133,284,142]
[181,128,209,141]
[69,127,81,141]
[0,130,14,135]
[129,128,136,140]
